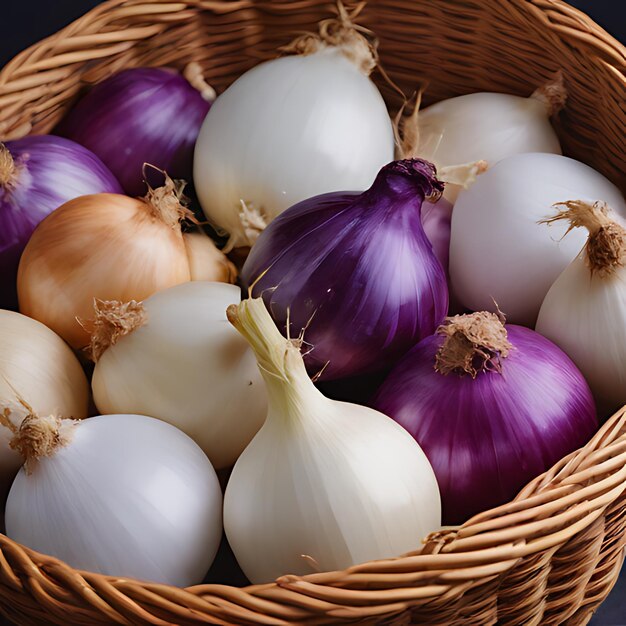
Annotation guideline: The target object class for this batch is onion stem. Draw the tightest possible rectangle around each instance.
[531,71,567,116]
[227,298,317,420]
[435,311,512,378]
[281,1,378,75]
[183,62,216,103]
[541,200,626,277]
[227,298,303,382]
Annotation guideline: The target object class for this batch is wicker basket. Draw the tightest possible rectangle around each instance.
[1,1,625,624]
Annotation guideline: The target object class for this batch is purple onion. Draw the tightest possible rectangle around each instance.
[242,159,449,381]
[0,136,122,309]
[422,196,452,272]
[373,312,597,525]
[57,67,212,196]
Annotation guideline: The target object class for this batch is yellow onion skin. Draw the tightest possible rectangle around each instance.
[17,193,192,349]
[0,309,89,501]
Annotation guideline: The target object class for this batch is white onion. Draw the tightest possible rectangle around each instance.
[0,310,89,501]
[450,153,626,326]
[224,298,441,583]
[92,282,267,469]
[194,33,394,248]
[536,201,626,416]
[416,78,564,201]
[6,414,222,586]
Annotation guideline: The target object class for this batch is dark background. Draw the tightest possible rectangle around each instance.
[0,0,625,67]
[1,1,625,625]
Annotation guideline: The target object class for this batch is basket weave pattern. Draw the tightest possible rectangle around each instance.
[0,1,625,624]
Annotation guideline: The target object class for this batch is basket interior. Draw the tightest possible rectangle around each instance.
[1,0,623,194]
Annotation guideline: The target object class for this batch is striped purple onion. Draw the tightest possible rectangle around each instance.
[242,159,449,380]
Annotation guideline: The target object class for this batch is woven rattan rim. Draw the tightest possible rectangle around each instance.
[0,1,625,624]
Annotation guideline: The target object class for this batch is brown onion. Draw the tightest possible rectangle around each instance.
[18,176,232,348]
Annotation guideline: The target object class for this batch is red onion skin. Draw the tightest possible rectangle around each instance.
[0,135,122,310]
[241,159,449,381]
[373,325,597,525]
[57,68,211,196]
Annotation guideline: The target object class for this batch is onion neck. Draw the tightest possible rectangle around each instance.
[531,71,567,116]
[0,143,16,187]
[88,299,147,361]
[282,2,377,75]
[369,159,444,210]
[0,401,75,475]
[541,200,626,277]
[183,62,216,102]
[227,298,322,424]
[435,311,512,379]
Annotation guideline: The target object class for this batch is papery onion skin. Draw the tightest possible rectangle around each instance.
[241,159,448,381]
[17,192,192,348]
[6,414,222,586]
[58,67,211,196]
[0,136,122,309]
[373,324,597,525]
[0,310,89,502]
[450,153,626,326]
[194,48,395,248]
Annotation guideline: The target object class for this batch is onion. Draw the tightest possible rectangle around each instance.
[0,310,89,502]
[17,175,231,348]
[194,6,395,248]
[183,230,237,283]
[401,76,565,202]
[5,412,222,586]
[241,159,448,381]
[224,297,441,583]
[58,65,213,196]
[536,201,626,416]
[0,137,121,309]
[91,282,267,469]
[449,153,626,326]
[373,311,597,525]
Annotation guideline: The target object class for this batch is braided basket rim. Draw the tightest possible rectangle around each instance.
[0,1,625,624]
